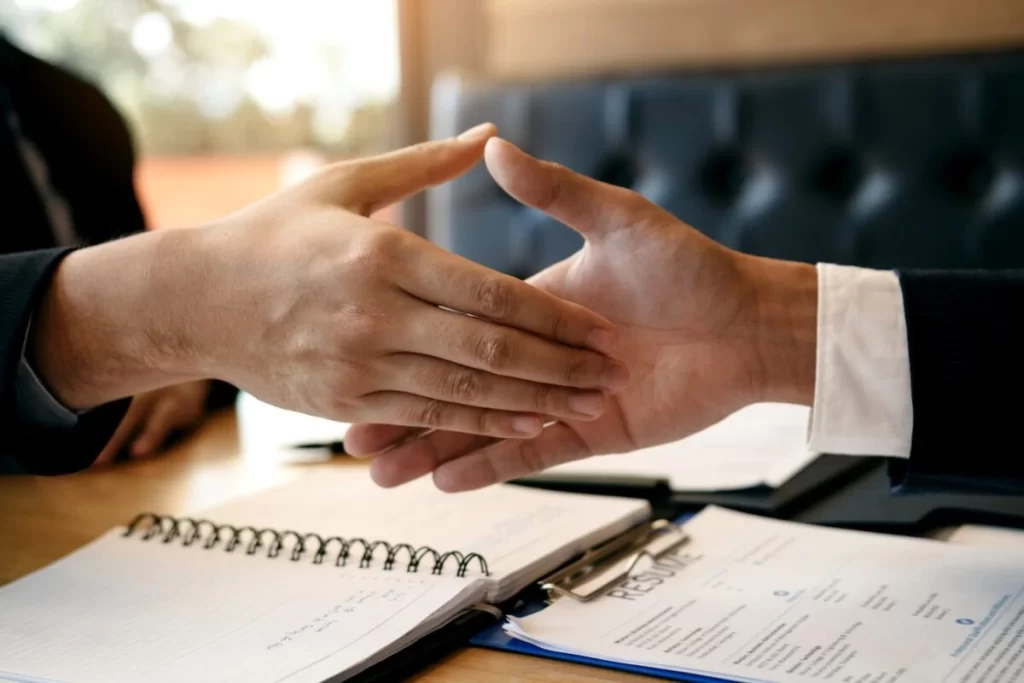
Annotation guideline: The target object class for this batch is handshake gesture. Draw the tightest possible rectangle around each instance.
[32,124,816,482]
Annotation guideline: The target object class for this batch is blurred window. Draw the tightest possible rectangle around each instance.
[3,0,400,226]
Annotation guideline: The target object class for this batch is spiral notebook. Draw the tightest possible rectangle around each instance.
[0,469,650,683]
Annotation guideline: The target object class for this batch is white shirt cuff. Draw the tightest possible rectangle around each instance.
[807,263,912,458]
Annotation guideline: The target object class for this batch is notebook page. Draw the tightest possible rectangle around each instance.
[506,507,1024,683]
[197,469,651,601]
[0,529,482,683]
[545,403,816,491]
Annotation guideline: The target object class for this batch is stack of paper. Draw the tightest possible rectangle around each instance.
[507,506,1024,683]
[546,403,817,492]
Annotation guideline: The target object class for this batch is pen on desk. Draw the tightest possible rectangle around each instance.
[290,441,348,455]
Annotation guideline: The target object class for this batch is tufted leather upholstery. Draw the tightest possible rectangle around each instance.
[428,52,1024,277]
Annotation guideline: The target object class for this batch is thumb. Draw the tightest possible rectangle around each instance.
[484,137,639,239]
[328,122,496,216]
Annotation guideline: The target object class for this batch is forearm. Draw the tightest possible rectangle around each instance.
[739,255,818,406]
[26,228,209,410]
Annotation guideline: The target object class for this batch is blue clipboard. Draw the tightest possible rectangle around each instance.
[471,513,735,682]
[471,600,732,682]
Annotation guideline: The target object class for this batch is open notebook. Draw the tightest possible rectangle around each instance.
[0,469,649,683]
[538,403,818,492]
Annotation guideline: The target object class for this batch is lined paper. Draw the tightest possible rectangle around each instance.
[0,530,480,683]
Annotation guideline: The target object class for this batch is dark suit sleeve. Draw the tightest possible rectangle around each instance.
[890,269,1024,494]
[0,248,128,475]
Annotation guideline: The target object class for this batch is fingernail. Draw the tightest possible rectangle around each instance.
[569,392,605,418]
[457,122,494,141]
[602,362,630,391]
[512,416,542,436]
[588,328,618,354]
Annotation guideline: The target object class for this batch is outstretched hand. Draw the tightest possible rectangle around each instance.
[346,138,817,491]
[32,126,629,443]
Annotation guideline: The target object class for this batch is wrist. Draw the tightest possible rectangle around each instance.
[27,230,207,409]
[739,255,818,406]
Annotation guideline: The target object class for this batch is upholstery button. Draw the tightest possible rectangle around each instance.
[938,149,995,201]
[594,153,638,190]
[699,148,748,204]
[809,147,864,201]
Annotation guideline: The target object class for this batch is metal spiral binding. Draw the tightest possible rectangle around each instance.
[122,513,490,578]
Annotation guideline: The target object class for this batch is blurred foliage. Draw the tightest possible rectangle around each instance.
[1,0,396,155]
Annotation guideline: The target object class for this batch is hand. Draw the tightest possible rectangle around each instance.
[30,125,628,441]
[347,138,818,490]
[92,380,211,466]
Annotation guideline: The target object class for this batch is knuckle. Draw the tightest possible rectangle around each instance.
[473,277,517,320]
[476,409,494,435]
[364,228,403,261]
[562,354,590,385]
[446,368,484,403]
[414,399,447,428]
[474,335,513,370]
[532,383,554,411]
[550,309,571,341]
[337,310,383,350]
[325,391,356,420]
[617,188,659,224]
[516,439,545,475]
[537,163,566,211]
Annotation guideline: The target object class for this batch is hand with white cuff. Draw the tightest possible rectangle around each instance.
[345,138,819,491]
[24,125,629,461]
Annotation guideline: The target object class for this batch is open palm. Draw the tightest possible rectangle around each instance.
[347,139,772,491]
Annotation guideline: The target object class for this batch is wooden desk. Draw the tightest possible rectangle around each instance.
[0,410,652,682]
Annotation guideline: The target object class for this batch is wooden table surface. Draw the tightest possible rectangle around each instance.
[0,410,653,683]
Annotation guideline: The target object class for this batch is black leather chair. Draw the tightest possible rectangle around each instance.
[428,51,1024,277]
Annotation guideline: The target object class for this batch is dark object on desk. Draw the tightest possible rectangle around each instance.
[512,454,872,519]
[668,454,874,517]
[795,458,1024,533]
[512,473,672,504]
[354,606,503,683]
[291,440,348,455]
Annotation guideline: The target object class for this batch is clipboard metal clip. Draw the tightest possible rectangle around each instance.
[539,519,688,603]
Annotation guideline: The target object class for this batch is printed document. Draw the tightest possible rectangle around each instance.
[507,507,1024,683]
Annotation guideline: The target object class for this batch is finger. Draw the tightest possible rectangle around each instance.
[382,353,607,421]
[370,431,491,488]
[396,243,620,355]
[329,123,496,215]
[401,307,628,390]
[358,391,544,441]
[433,422,593,492]
[484,137,648,240]
[94,399,146,466]
[345,423,419,457]
[131,399,182,458]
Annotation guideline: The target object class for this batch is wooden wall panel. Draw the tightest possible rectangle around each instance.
[485,0,1024,81]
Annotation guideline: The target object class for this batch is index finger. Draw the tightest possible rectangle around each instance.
[396,241,619,355]
[329,123,497,216]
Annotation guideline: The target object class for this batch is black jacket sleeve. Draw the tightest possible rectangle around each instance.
[0,248,128,475]
[890,269,1024,495]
